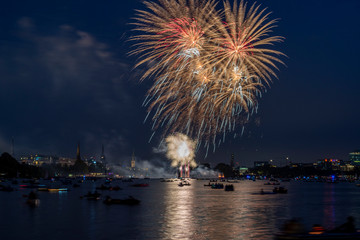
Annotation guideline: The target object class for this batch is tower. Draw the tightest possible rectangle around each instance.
[131,152,136,168]
[76,142,81,161]
[230,153,234,168]
[100,144,106,163]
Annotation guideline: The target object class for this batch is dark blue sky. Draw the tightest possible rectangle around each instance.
[0,0,359,167]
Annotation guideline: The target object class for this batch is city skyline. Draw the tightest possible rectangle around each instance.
[0,0,359,166]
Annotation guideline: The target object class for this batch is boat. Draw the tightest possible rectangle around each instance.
[204,183,212,187]
[103,196,140,205]
[0,185,14,192]
[161,179,174,182]
[132,183,149,187]
[122,179,133,182]
[264,182,280,185]
[275,217,360,239]
[211,183,224,189]
[19,184,46,189]
[82,191,101,200]
[275,232,360,239]
[26,191,40,207]
[182,181,191,186]
[273,187,288,194]
[96,184,111,190]
[224,184,234,191]
[227,180,239,183]
[26,198,40,207]
[252,191,276,195]
[109,186,122,191]
[47,188,68,192]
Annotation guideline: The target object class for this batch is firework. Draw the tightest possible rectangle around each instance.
[165,133,196,177]
[131,0,284,151]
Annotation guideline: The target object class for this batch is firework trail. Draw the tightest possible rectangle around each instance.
[131,0,284,152]
[165,133,197,168]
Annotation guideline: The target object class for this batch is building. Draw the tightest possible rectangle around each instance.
[349,150,360,166]
[254,161,269,168]
[230,153,234,168]
[316,159,341,170]
[58,157,76,166]
[20,154,58,166]
[76,142,81,161]
[131,152,136,168]
[100,144,106,164]
[340,161,355,172]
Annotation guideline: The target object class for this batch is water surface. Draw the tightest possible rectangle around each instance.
[1,179,360,240]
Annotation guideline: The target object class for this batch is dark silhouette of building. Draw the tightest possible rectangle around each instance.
[76,142,81,161]
[11,137,14,158]
[230,153,234,168]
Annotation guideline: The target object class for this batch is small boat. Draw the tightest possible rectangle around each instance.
[264,182,280,185]
[273,187,288,194]
[132,183,149,187]
[211,183,224,189]
[224,184,234,191]
[19,184,46,189]
[252,191,276,195]
[109,186,122,191]
[161,179,174,182]
[26,198,40,207]
[182,181,191,186]
[103,196,140,205]
[0,185,14,192]
[122,179,133,182]
[47,188,68,192]
[204,183,212,187]
[96,184,111,190]
[82,191,101,200]
[26,191,40,207]
[275,232,360,239]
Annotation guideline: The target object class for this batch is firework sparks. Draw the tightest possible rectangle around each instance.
[165,133,197,168]
[131,0,285,152]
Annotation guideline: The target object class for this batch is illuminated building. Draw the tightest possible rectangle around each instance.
[340,162,355,172]
[316,159,341,170]
[239,167,248,175]
[254,161,269,167]
[58,157,76,166]
[20,154,58,166]
[349,150,360,166]
[131,152,136,168]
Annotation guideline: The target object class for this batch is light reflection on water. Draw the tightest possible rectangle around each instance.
[1,180,360,240]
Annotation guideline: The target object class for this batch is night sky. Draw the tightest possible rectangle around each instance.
[0,0,359,167]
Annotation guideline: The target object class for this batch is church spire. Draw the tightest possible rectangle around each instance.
[131,151,136,168]
[100,144,106,163]
[76,142,81,161]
